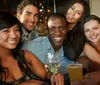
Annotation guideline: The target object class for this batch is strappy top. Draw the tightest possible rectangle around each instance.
[1,51,41,85]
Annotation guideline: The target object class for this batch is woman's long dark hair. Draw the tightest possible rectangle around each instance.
[65,0,90,30]
[0,10,24,83]
[0,11,40,84]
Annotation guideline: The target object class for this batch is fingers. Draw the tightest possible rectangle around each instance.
[51,73,64,85]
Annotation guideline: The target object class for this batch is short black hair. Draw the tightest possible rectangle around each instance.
[47,13,67,26]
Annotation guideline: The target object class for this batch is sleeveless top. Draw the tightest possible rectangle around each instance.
[1,51,41,85]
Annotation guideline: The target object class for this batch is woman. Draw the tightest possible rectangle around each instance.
[0,11,64,85]
[63,0,90,60]
[72,15,100,85]
[0,10,46,85]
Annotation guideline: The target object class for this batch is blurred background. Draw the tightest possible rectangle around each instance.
[0,0,100,24]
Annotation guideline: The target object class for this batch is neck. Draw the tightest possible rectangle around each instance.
[0,47,12,59]
[91,41,100,54]
[48,36,62,52]
[67,23,77,31]
[53,46,61,52]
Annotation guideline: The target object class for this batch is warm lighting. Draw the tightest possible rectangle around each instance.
[47,9,51,13]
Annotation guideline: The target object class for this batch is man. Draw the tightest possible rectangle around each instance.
[16,0,39,43]
[23,13,75,85]
[23,13,74,74]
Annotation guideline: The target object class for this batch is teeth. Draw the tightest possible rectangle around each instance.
[8,41,16,44]
[28,23,33,26]
[54,37,62,41]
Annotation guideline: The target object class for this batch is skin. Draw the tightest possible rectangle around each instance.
[0,24,46,84]
[0,24,64,85]
[47,17,67,51]
[0,24,20,50]
[66,2,83,30]
[17,5,39,31]
[84,20,100,45]
[72,20,100,85]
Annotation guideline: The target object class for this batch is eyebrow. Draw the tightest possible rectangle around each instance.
[26,11,33,14]
[73,5,83,13]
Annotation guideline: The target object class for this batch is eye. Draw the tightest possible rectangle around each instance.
[85,29,90,33]
[49,27,55,31]
[77,12,81,15]
[93,27,98,30]
[34,13,39,18]
[2,29,9,32]
[59,26,66,30]
[15,28,20,31]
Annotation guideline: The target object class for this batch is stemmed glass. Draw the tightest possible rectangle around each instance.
[44,50,60,75]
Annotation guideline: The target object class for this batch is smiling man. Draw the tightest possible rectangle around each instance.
[23,13,74,75]
[16,0,39,43]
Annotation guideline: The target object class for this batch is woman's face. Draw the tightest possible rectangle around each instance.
[84,20,100,44]
[66,2,83,24]
[0,24,21,49]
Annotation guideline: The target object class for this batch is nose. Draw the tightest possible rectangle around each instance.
[55,28,61,35]
[31,15,35,22]
[71,11,75,16]
[10,31,16,38]
[90,30,95,36]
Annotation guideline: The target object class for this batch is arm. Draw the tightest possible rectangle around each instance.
[24,50,64,85]
[72,72,100,85]
[83,43,100,64]
[63,33,86,60]
[24,50,47,80]
[18,80,44,85]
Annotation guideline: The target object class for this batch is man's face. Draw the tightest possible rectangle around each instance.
[17,5,39,31]
[47,17,67,49]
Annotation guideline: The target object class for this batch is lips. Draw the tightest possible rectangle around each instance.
[67,16,74,21]
[90,35,98,40]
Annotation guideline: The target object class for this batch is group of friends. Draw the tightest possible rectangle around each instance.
[0,0,100,85]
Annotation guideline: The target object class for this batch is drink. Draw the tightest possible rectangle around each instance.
[68,64,83,83]
[45,63,60,75]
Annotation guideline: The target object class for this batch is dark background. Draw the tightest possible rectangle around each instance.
[0,0,89,14]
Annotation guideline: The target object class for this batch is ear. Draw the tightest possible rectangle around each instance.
[16,13,21,20]
[45,25,49,33]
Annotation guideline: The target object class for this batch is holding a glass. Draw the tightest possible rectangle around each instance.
[68,64,83,85]
[44,50,60,75]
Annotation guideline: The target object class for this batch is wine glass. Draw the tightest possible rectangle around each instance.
[44,50,60,75]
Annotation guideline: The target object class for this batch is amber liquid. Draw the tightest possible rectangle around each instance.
[68,64,83,85]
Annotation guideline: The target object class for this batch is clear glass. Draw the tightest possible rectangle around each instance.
[44,50,60,75]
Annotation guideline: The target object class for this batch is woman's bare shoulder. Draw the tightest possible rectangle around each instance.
[23,50,38,62]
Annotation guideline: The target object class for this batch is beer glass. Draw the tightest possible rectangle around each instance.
[68,64,83,85]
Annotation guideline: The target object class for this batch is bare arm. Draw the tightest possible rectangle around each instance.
[24,50,47,80]
[18,80,44,85]
[24,50,64,85]
[72,72,100,85]
[83,43,100,64]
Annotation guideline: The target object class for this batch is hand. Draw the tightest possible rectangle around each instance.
[18,80,44,85]
[71,72,100,85]
[51,73,64,85]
